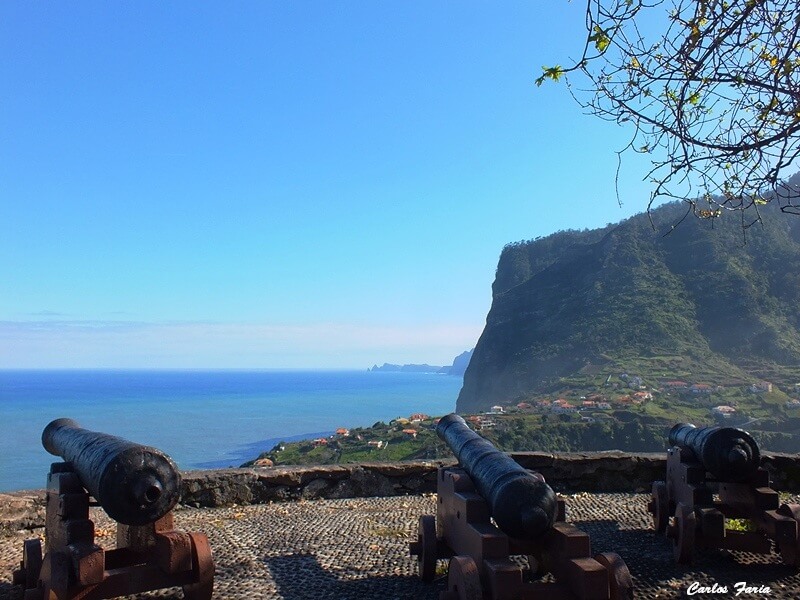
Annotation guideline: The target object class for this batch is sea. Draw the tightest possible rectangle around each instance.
[0,369,461,492]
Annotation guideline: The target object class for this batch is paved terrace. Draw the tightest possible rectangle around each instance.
[1,453,799,599]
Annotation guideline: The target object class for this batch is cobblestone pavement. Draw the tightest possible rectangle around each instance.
[1,493,799,599]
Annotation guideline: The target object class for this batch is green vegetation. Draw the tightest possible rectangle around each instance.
[242,418,450,467]
[459,196,800,415]
[242,383,800,467]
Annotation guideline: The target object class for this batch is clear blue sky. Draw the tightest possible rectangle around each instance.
[1,1,656,368]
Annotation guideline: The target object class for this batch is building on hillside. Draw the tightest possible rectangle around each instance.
[711,405,736,418]
[367,440,384,449]
[663,381,689,391]
[627,376,644,389]
[597,402,612,410]
[335,428,350,436]
[516,402,532,410]
[409,413,429,422]
[690,384,713,395]
[402,428,418,438]
[750,381,773,394]
[313,438,329,447]
[489,405,505,414]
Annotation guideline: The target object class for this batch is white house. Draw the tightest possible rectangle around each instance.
[711,405,736,418]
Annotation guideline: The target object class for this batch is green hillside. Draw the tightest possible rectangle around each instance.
[457,176,800,415]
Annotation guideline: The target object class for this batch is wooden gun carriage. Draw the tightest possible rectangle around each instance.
[648,422,800,566]
[13,418,214,600]
[411,414,633,600]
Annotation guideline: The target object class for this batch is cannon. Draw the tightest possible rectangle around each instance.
[649,422,800,566]
[12,418,214,600]
[668,422,760,482]
[410,413,633,600]
[41,418,181,526]
[436,412,558,539]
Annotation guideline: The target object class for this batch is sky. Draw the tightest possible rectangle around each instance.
[1,2,659,369]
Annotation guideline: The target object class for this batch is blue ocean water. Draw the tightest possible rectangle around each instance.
[0,369,461,492]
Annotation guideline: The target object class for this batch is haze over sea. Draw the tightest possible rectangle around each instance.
[0,369,460,492]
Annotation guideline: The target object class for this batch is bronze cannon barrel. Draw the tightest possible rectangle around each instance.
[668,422,761,481]
[436,413,558,539]
[42,418,181,526]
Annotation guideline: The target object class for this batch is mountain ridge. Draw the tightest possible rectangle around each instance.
[457,176,800,413]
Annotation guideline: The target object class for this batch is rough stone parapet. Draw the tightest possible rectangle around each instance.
[179,460,452,507]
[3,452,800,528]
[0,491,46,535]
[510,451,665,492]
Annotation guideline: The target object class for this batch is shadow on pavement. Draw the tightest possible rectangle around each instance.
[0,581,22,600]
[574,518,799,598]
[264,552,444,600]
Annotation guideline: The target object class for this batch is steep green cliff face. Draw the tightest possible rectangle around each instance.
[457,183,800,413]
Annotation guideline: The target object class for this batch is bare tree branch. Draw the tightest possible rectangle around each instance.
[538,0,800,230]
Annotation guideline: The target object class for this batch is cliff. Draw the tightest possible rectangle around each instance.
[457,178,800,413]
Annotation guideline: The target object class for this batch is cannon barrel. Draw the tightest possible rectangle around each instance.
[668,422,760,481]
[42,418,181,526]
[436,413,557,539]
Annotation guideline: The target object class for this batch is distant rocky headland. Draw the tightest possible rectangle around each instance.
[369,349,473,376]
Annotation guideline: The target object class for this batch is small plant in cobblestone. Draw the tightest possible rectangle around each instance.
[726,518,757,533]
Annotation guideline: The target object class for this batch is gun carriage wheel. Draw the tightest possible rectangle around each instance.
[12,539,43,590]
[442,556,482,600]
[777,503,800,567]
[526,552,547,578]
[594,552,634,600]
[649,481,669,534]
[181,532,215,600]
[411,514,438,582]
[669,503,695,564]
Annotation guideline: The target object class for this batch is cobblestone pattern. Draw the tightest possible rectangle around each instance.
[2,493,799,600]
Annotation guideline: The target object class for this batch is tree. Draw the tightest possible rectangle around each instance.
[539,0,800,229]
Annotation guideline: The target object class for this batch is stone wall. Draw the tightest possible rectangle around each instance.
[179,461,448,507]
[3,452,800,530]
[178,451,800,508]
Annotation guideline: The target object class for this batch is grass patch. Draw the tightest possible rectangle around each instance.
[369,526,409,539]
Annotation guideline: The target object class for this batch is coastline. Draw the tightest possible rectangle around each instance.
[0,369,460,492]
[191,430,334,469]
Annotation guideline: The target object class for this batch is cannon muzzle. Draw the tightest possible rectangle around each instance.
[42,418,181,525]
[436,413,557,539]
[668,422,760,481]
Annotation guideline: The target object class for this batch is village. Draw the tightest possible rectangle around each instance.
[244,374,800,468]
